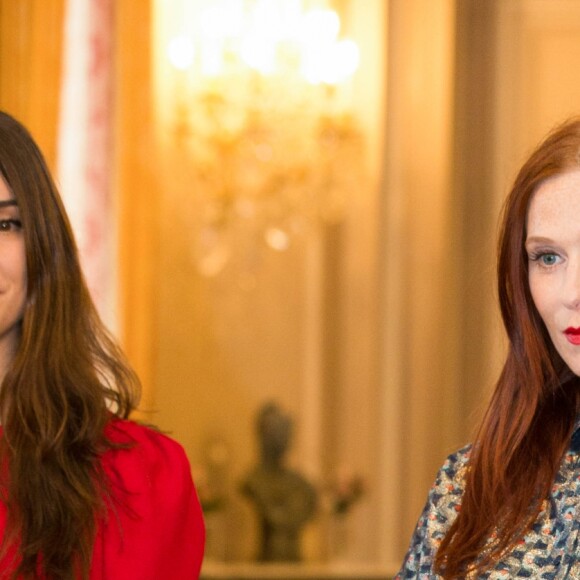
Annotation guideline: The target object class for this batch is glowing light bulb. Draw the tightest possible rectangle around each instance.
[252,0,284,38]
[336,39,360,78]
[167,36,195,70]
[200,41,224,76]
[241,36,276,74]
[301,49,327,85]
[277,0,303,41]
[201,6,226,39]
[301,37,360,85]
[300,8,340,47]
[220,0,245,37]
[200,0,245,39]
[321,39,360,84]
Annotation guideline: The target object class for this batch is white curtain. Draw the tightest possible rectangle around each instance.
[57,0,116,330]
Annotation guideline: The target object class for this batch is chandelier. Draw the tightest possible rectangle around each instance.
[166,0,363,279]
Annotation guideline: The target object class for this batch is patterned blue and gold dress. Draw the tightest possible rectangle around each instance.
[397,422,580,579]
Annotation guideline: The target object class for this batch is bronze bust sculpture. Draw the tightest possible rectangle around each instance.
[241,402,317,562]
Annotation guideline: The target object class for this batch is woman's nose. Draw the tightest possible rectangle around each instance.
[564,262,580,310]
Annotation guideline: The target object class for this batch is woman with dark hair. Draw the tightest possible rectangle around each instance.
[398,118,580,578]
[0,110,204,579]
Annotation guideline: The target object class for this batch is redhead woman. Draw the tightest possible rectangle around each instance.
[0,111,204,579]
[398,119,580,578]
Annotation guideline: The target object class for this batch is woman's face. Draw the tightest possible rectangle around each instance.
[527,169,580,375]
[0,175,27,371]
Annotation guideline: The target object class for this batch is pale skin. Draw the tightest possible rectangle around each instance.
[0,175,26,382]
[527,168,580,376]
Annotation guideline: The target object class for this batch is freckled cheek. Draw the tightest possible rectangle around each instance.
[529,273,545,311]
[529,274,556,327]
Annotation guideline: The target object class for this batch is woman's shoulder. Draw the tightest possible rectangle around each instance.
[426,444,471,511]
[396,445,472,578]
[94,420,205,578]
[435,444,471,486]
[102,419,192,492]
[104,418,187,455]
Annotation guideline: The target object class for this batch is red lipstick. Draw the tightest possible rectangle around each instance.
[564,327,580,345]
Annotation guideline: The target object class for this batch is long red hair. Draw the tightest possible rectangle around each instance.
[435,119,580,577]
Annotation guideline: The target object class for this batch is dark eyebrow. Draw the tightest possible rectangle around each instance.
[0,200,17,208]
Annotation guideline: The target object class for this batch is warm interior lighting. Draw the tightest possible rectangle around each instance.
[166,0,363,280]
[167,36,195,69]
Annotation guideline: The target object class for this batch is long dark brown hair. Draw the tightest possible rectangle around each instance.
[0,111,140,579]
[435,119,580,577]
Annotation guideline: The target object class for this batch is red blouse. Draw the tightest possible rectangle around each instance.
[0,419,206,579]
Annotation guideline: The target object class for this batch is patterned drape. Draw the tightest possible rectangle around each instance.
[57,0,115,329]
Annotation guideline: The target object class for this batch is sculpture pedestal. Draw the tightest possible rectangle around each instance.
[326,515,350,563]
[204,512,228,562]
[200,562,396,580]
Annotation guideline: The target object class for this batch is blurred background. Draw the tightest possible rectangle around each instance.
[2,0,580,577]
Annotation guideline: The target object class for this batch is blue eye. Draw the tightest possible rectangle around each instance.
[529,251,562,268]
[540,253,558,266]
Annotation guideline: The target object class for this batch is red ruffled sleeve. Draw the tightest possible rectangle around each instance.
[90,420,205,579]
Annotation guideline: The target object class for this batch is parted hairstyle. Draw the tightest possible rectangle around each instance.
[435,119,580,577]
[0,111,140,579]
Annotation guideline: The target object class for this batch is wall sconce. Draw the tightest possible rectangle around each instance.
[166,0,363,280]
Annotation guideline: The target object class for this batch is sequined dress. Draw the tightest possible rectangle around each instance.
[397,422,580,579]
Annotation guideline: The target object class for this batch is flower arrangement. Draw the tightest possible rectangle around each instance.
[192,438,230,514]
[192,464,226,514]
[325,467,366,515]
